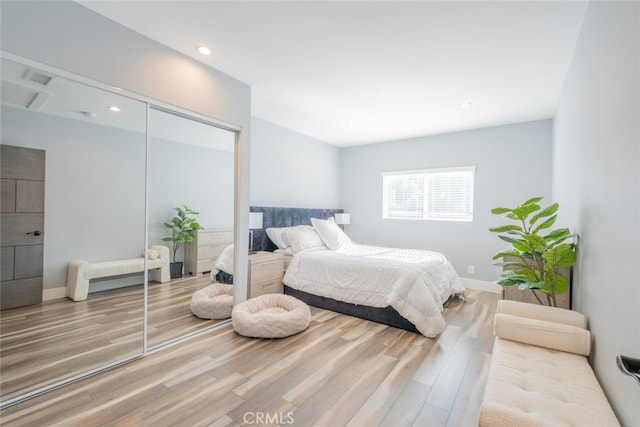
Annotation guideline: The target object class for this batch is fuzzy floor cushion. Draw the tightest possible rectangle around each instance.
[232,294,311,338]
[190,283,234,320]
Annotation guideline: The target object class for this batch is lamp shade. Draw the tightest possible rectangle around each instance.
[334,213,350,225]
[249,212,263,229]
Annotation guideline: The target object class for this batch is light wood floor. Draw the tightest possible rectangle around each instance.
[0,274,223,403]
[0,289,498,427]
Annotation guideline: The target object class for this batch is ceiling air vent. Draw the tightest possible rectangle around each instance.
[22,69,53,87]
[1,80,51,111]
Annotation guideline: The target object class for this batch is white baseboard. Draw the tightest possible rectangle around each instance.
[461,278,502,294]
[43,286,67,301]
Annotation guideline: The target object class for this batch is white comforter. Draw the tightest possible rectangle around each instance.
[283,244,464,337]
[215,244,234,274]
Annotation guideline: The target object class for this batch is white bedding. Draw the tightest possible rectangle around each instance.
[283,244,464,337]
[215,244,235,275]
[213,245,293,277]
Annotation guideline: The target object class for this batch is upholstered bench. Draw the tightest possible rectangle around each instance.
[232,294,311,338]
[479,300,620,426]
[190,283,234,320]
[67,245,170,301]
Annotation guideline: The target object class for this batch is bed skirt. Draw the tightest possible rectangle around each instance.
[284,285,419,333]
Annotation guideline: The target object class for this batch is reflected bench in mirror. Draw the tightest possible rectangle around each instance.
[67,245,170,301]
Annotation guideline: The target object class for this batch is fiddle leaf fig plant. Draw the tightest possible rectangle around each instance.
[489,197,576,307]
[162,205,203,263]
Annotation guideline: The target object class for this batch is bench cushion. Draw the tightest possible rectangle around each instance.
[85,257,164,279]
[480,338,620,426]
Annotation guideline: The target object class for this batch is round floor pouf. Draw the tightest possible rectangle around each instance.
[232,294,311,338]
[190,283,234,320]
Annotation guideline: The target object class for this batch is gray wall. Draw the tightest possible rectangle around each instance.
[340,120,553,281]
[1,106,234,293]
[2,106,146,291]
[148,136,235,254]
[1,0,252,294]
[553,2,639,425]
[250,117,341,208]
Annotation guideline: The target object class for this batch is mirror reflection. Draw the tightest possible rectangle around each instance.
[146,107,235,349]
[0,58,146,402]
[0,57,237,406]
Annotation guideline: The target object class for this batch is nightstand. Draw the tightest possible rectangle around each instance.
[248,251,285,298]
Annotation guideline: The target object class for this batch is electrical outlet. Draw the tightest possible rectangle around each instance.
[467,265,475,275]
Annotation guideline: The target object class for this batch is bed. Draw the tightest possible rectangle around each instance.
[250,206,465,337]
[212,243,234,284]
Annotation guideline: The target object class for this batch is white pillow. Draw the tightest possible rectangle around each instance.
[266,227,290,249]
[145,249,159,260]
[311,217,353,250]
[283,225,326,253]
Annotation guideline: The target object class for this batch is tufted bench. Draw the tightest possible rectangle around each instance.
[67,245,170,301]
[479,300,620,426]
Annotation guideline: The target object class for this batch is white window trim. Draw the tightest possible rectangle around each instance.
[382,165,476,222]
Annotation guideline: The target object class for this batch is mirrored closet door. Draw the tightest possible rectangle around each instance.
[146,107,235,349]
[0,55,239,407]
[0,57,147,404]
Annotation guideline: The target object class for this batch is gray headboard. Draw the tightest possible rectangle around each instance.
[250,206,344,252]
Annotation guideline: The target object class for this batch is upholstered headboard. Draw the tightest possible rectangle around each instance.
[250,206,344,252]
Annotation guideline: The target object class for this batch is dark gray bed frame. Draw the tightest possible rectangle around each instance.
[250,206,419,333]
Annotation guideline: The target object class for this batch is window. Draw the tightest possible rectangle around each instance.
[382,166,475,222]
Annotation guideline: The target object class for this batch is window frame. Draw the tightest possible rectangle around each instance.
[382,165,476,222]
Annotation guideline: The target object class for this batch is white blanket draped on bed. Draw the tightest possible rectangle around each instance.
[283,244,464,337]
[215,244,234,275]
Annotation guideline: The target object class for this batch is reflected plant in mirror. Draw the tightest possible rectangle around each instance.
[163,204,203,278]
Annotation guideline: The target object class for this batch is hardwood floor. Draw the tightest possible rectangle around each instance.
[0,274,223,403]
[0,289,498,427]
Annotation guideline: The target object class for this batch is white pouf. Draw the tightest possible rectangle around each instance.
[232,294,311,338]
[190,283,234,320]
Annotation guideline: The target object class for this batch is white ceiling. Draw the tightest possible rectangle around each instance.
[1,58,235,151]
[78,1,588,147]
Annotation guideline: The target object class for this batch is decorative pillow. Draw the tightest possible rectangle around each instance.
[266,227,290,249]
[145,249,160,260]
[283,225,326,253]
[311,217,353,251]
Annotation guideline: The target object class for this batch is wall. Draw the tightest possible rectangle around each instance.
[553,2,639,425]
[2,106,146,294]
[250,117,341,208]
[148,136,234,252]
[341,120,553,281]
[1,0,252,297]
[1,105,234,295]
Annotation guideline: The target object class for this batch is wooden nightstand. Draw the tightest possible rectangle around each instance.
[248,251,285,298]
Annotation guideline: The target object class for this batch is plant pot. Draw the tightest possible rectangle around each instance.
[170,262,183,279]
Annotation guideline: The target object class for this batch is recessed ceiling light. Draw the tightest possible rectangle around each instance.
[196,45,212,56]
[109,106,121,112]
[460,101,473,109]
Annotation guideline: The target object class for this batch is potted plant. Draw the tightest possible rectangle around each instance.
[162,205,203,279]
[489,197,576,307]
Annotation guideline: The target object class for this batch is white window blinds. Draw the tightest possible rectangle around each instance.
[382,166,475,222]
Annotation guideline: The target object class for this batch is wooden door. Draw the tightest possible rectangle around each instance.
[1,145,45,309]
